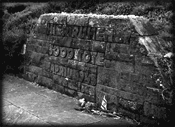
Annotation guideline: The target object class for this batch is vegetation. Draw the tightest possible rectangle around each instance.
[2,1,173,75]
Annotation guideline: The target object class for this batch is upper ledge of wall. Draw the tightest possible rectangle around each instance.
[38,12,158,36]
[37,13,170,58]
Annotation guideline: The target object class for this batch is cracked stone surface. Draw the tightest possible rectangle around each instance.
[2,75,137,126]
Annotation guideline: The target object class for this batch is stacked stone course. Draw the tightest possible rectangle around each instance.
[24,13,171,124]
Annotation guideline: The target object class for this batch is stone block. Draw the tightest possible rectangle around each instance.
[40,46,48,54]
[54,83,65,94]
[37,75,53,88]
[118,108,140,120]
[90,52,97,64]
[95,27,106,42]
[83,63,97,74]
[56,65,67,77]
[52,15,67,24]
[58,76,68,87]
[26,49,33,58]
[89,17,111,27]
[129,73,148,96]
[68,15,89,26]
[67,79,80,91]
[104,60,115,68]
[60,47,68,58]
[71,38,78,49]
[78,71,85,83]
[114,61,134,73]
[64,88,77,97]
[29,38,37,45]
[129,73,140,86]
[118,97,143,113]
[57,57,69,66]
[71,26,80,38]
[54,24,63,36]
[83,72,91,85]
[87,27,97,40]
[27,65,42,75]
[144,88,166,105]
[56,37,72,47]
[67,60,78,69]
[42,40,50,47]
[76,62,86,71]
[137,73,158,89]
[41,61,51,71]
[47,56,57,64]
[113,32,131,44]
[119,90,144,104]
[129,35,138,46]
[35,45,42,53]
[144,102,167,120]
[74,39,91,51]
[34,33,44,40]
[97,67,119,88]
[105,43,119,60]
[27,44,35,51]
[49,23,57,36]
[139,115,157,125]
[53,74,60,83]
[95,53,105,66]
[115,43,130,53]
[67,15,76,25]
[66,48,74,59]
[36,39,44,47]
[82,51,91,63]
[78,26,89,39]
[37,25,47,35]
[105,43,133,62]
[118,53,134,62]
[91,41,106,53]
[74,49,84,62]
[140,56,154,65]
[65,67,74,79]
[30,51,45,66]
[109,18,132,33]
[118,72,131,91]
[134,64,156,75]
[96,84,116,95]
[25,71,38,82]
[48,44,54,56]
[42,69,53,78]
[81,83,95,96]
[105,27,114,42]
[96,84,144,104]
[144,102,153,118]
[50,45,60,57]
[71,69,80,81]
[84,72,97,86]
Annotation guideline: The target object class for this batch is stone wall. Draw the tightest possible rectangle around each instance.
[23,13,172,124]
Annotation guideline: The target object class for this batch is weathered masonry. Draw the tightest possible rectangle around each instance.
[24,13,173,124]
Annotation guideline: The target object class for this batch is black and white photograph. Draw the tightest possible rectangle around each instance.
[1,0,174,126]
